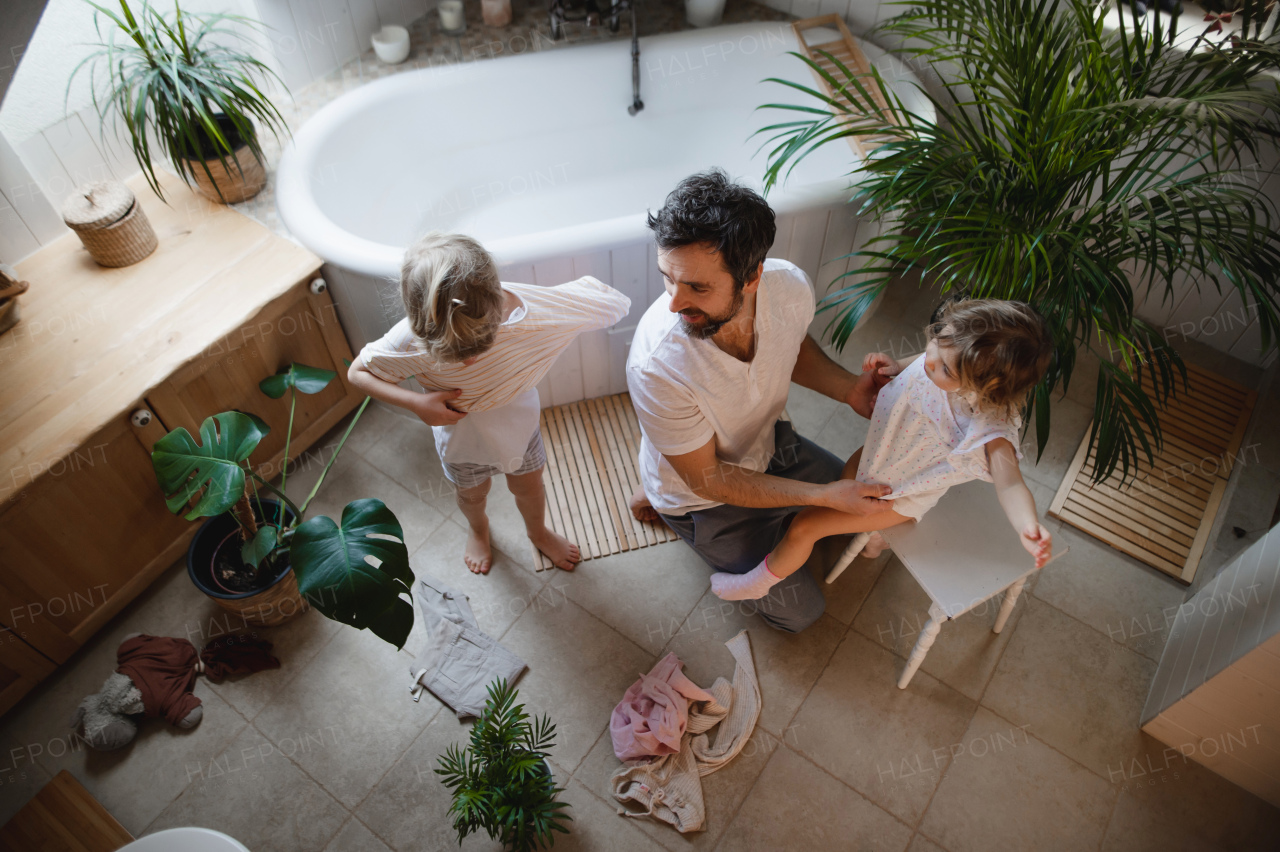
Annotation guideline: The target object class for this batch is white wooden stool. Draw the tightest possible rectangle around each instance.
[825,480,1064,689]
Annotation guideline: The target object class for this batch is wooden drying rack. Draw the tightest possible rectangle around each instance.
[790,14,906,158]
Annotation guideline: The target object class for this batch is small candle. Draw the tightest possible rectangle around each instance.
[439,0,465,32]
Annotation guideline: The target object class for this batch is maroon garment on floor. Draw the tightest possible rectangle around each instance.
[115,635,201,726]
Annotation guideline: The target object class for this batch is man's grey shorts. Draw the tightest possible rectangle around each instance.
[441,428,547,489]
[658,420,852,634]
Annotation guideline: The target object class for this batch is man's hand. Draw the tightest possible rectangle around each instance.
[820,480,894,515]
[844,352,900,418]
[411,389,467,426]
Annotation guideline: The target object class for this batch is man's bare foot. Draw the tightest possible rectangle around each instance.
[530,527,581,571]
[629,486,660,523]
[862,531,888,559]
[464,524,493,574]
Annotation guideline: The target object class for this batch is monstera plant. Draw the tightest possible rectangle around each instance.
[150,362,414,648]
[757,0,1280,483]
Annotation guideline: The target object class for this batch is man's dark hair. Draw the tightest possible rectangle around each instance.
[646,169,777,289]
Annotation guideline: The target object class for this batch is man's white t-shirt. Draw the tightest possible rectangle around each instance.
[626,258,816,515]
[359,277,630,469]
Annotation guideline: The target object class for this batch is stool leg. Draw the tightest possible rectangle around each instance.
[993,577,1027,635]
[898,602,945,689]
[825,532,871,584]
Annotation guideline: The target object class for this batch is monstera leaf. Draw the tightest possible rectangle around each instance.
[290,498,414,649]
[259,363,336,399]
[151,411,270,520]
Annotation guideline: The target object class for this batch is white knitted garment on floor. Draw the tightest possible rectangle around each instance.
[610,630,761,833]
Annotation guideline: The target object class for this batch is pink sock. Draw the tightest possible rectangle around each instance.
[710,555,784,601]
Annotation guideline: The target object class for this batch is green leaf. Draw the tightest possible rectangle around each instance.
[151,411,267,520]
[259,363,338,399]
[240,523,279,569]
[289,498,414,649]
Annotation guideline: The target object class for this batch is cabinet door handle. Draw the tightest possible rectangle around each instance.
[131,408,154,428]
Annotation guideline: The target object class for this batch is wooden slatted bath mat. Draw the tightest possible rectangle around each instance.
[1048,362,1257,585]
[533,392,678,570]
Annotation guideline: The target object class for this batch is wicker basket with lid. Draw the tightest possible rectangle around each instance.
[62,180,158,267]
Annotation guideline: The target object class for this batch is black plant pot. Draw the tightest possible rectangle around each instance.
[186,498,307,627]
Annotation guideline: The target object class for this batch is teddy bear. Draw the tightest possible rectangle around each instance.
[72,632,277,751]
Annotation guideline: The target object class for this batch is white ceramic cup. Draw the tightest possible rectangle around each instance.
[372,25,410,63]
[439,0,465,32]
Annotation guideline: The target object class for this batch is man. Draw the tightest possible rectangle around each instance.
[626,169,897,633]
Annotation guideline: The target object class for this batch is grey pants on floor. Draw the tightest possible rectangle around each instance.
[659,420,852,634]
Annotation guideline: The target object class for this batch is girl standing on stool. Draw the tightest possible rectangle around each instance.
[711,298,1056,601]
[348,232,630,574]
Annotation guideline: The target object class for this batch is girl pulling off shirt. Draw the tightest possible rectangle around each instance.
[710,298,1056,601]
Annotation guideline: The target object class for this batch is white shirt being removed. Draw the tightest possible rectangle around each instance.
[359,277,630,469]
[627,258,815,515]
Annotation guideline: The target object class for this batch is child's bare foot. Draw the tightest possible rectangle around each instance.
[463,524,493,574]
[629,487,660,523]
[530,527,581,571]
[862,531,888,559]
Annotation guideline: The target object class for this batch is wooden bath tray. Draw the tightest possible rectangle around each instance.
[534,393,678,570]
[1048,361,1257,584]
[791,14,904,158]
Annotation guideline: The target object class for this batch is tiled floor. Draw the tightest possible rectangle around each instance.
[2,280,1277,850]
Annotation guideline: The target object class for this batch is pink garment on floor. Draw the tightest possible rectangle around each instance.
[611,653,714,762]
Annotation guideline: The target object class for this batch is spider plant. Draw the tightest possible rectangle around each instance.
[757,0,1280,482]
[69,0,290,202]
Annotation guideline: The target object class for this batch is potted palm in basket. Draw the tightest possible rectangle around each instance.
[757,0,1280,483]
[151,362,415,648]
[70,0,290,204]
[436,679,573,851]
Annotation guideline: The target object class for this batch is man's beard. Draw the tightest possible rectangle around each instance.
[679,287,745,340]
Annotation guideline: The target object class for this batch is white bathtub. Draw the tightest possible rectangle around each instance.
[276,22,931,405]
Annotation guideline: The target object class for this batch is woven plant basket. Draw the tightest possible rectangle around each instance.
[0,273,26,337]
[62,181,158,268]
[184,145,267,204]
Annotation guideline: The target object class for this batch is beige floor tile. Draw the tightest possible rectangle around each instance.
[1030,524,1187,662]
[1018,395,1094,491]
[348,403,461,518]
[407,518,557,642]
[556,541,710,656]
[1108,732,1280,851]
[852,556,1027,702]
[1101,790,1221,852]
[0,758,51,826]
[355,711,503,852]
[552,777,669,852]
[146,725,348,850]
[658,590,845,739]
[919,707,1115,852]
[981,596,1156,781]
[323,817,394,852]
[716,746,912,852]
[204,607,343,721]
[813,403,871,462]
[785,384,841,440]
[906,833,947,852]
[818,540,891,626]
[788,631,977,824]
[576,711,779,850]
[497,599,655,773]
[252,622,437,808]
[290,450,450,557]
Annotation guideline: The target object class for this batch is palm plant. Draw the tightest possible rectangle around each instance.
[69,0,290,202]
[758,0,1280,481]
[436,679,572,852]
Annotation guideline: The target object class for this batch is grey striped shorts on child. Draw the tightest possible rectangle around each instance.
[441,428,547,489]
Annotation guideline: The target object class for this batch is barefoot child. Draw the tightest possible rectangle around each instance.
[347,232,630,574]
[710,298,1055,600]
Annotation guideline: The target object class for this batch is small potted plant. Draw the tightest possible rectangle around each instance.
[70,0,291,204]
[150,362,415,648]
[436,679,573,851]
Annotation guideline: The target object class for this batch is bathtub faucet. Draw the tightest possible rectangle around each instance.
[625,1,643,115]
